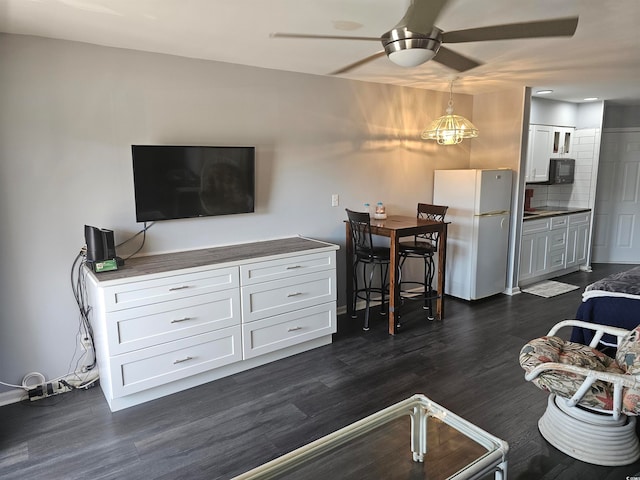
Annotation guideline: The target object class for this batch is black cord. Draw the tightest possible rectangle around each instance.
[64,223,153,385]
[117,221,154,260]
[70,251,96,371]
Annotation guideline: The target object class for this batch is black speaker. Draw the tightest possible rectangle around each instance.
[85,225,116,263]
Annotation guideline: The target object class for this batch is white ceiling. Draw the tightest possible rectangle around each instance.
[2,0,640,104]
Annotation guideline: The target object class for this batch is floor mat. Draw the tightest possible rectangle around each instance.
[522,280,580,298]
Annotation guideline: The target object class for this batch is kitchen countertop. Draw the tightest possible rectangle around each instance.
[523,206,591,221]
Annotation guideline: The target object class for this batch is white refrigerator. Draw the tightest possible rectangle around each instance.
[433,169,513,301]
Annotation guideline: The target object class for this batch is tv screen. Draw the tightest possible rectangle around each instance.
[132,145,255,222]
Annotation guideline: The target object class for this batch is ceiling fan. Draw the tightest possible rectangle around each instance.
[272,0,578,74]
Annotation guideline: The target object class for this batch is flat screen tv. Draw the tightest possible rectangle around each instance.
[132,145,255,222]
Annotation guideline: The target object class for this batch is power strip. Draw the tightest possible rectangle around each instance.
[27,381,72,401]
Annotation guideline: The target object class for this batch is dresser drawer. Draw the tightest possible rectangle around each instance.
[110,326,242,398]
[240,251,335,286]
[522,218,550,234]
[569,212,591,225]
[548,250,566,271]
[548,230,567,250]
[106,290,241,355]
[242,303,336,359]
[102,267,239,312]
[551,216,569,229]
[241,270,336,323]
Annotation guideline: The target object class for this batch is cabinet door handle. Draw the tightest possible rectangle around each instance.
[169,285,190,291]
[288,326,302,332]
[287,292,303,297]
[286,265,302,270]
[173,356,193,365]
[170,317,191,324]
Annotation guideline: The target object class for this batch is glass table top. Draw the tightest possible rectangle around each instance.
[232,394,508,480]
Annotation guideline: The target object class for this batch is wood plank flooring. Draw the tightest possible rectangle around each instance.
[1,263,640,479]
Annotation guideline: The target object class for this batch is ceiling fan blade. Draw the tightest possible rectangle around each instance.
[432,46,482,72]
[330,51,387,75]
[397,0,449,33]
[442,16,579,43]
[271,32,379,42]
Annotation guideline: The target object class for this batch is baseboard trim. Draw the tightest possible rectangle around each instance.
[0,389,25,407]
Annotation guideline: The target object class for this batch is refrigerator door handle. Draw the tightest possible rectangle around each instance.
[475,211,510,217]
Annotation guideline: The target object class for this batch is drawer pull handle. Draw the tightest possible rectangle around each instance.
[173,356,193,365]
[169,285,190,291]
[288,326,302,332]
[287,292,303,297]
[170,317,191,324]
[286,265,302,270]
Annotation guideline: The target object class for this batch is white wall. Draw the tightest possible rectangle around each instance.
[530,97,578,127]
[0,34,478,397]
[470,88,529,294]
[526,99,604,211]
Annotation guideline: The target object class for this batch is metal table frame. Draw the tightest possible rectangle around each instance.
[232,394,509,480]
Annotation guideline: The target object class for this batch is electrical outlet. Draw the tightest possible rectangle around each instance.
[81,336,93,350]
[28,381,72,401]
[331,194,339,207]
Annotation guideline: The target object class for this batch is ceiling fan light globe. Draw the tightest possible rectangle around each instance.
[383,35,441,67]
[388,48,436,67]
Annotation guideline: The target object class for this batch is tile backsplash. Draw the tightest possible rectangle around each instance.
[526,128,600,209]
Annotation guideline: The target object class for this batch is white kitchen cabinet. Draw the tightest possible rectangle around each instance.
[552,127,574,157]
[519,217,551,282]
[526,125,553,182]
[526,125,575,183]
[548,216,568,273]
[519,211,590,285]
[85,237,338,411]
[566,212,591,268]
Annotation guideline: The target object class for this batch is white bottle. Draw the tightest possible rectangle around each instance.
[364,203,372,217]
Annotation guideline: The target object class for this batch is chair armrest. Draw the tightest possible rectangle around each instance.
[547,319,631,348]
[524,361,638,389]
[524,360,639,419]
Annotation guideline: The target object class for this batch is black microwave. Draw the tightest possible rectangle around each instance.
[547,158,575,184]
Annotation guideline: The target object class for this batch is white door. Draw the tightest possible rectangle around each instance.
[471,213,510,299]
[592,130,640,262]
[477,169,513,214]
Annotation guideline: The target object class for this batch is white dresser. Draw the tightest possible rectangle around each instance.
[85,237,338,411]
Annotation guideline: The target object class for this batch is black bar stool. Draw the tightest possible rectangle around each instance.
[398,203,448,320]
[345,208,390,331]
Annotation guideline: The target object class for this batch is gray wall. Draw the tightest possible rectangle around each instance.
[603,103,640,128]
[0,34,478,398]
[530,97,578,127]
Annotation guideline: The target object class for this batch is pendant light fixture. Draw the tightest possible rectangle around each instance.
[421,80,478,145]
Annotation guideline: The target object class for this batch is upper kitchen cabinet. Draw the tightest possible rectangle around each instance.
[526,125,552,182]
[525,124,575,183]
[552,127,573,157]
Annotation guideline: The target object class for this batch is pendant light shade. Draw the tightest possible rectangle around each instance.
[421,81,478,145]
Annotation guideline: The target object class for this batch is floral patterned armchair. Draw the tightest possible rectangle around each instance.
[519,320,640,466]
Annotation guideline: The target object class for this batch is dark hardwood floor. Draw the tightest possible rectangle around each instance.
[2,263,639,479]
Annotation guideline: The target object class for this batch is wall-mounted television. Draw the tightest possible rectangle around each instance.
[132,145,255,222]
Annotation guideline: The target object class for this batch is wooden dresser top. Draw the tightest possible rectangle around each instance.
[88,236,338,283]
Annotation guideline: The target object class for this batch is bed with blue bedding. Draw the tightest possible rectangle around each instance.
[570,266,640,348]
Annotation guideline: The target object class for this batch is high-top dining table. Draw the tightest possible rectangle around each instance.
[345,215,449,335]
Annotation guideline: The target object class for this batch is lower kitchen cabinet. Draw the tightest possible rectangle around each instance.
[519,217,551,282]
[566,213,590,268]
[85,237,338,411]
[519,211,591,286]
